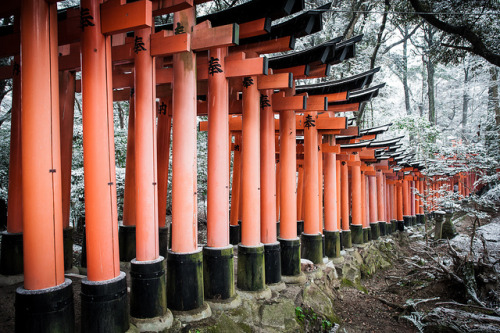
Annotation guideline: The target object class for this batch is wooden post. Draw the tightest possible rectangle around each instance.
[351,160,363,244]
[376,170,386,235]
[340,161,351,248]
[324,137,340,258]
[157,97,171,258]
[15,1,74,331]
[229,134,241,244]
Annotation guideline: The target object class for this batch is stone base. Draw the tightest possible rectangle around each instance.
[267,281,286,292]
[167,248,204,312]
[341,230,352,249]
[397,220,405,232]
[351,225,363,244]
[236,286,272,301]
[131,310,173,332]
[279,238,301,277]
[300,233,323,264]
[264,242,281,285]
[370,222,380,240]
[205,294,242,311]
[0,231,23,275]
[324,230,340,258]
[203,245,234,300]
[332,256,345,264]
[411,216,417,226]
[171,302,212,324]
[281,272,307,284]
[237,244,265,291]
[81,272,129,332]
[16,278,74,333]
[119,225,136,262]
[390,220,397,233]
[130,257,167,319]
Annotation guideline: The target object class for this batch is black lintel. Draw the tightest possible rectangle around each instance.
[329,83,385,106]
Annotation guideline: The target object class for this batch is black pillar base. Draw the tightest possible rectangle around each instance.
[379,222,387,236]
[118,225,136,262]
[416,214,422,225]
[279,238,301,276]
[411,215,417,226]
[264,242,281,284]
[370,222,380,240]
[351,225,363,244]
[324,231,340,258]
[81,272,129,333]
[130,257,166,319]
[167,249,204,311]
[397,220,405,232]
[237,244,265,291]
[0,231,23,275]
[63,227,74,271]
[296,220,304,236]
[229,224,240,245]
[403,216,411,228]
[81,225,87,268]
[301,233,323,264]
[203,246,234,300]
[159,226,169,258]
[363,227,370,243]
[341,230,352,249]
[322,234,326,258]
[15,279,74,333]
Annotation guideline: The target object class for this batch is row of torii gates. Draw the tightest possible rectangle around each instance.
[0,0,477,332]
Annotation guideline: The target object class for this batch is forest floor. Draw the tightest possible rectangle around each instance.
[0,210,498,332]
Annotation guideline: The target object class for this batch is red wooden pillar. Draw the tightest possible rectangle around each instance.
[229,134,241,244]
[15,1,73,331]
[324,141,340,257]
[204,47,235,300]
[302,112,322,263]
[368,175,378,239]
[260,89,281,284]
[297,165,304,222]
[340,161,352,248]
[402,179,411,227]
[168,7,204,312]
[336,160,341,232]
[318,134,324,234]
[276,160,280,225]
[361,173,367,233]
[79,0,127,330]
[351,161,363,244]
[157,97,171,258]
[59,70,76,271]
[1,56,23,276]
[237,75,265,291]
[279,104,300,276]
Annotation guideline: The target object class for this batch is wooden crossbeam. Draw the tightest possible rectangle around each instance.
[151,31,191,56]
[191,23,239,51]
[101,0,152,35]
[238,18,271,39]
[272,92,307,111]
[328,103,360,112]
[231,36,294,55]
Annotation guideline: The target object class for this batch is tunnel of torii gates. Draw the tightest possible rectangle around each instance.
[0,0,480,331]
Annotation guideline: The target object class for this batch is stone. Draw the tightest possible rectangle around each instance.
[302,284,336,322]
[260,299,297,330]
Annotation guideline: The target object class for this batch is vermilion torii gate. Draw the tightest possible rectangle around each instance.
[0,0,466,332]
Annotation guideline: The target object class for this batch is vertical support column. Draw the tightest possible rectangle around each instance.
[376,170,386,235]
[403,179,411,227]
[15,1,74,331]
[168,7,206,314]
[120,92,137,262]
[276,160,280,231]
[389,182,397,232]
[336,160,341,232]
[59,71,76,271]
[1,56,23,276]
[260,90,281,285]
[410,180,416,225]
[238,76,265,291]
[323,140,340,258]
[340,161,352,248]
[229,134,241,244]
[351,161,363,244]
[79,1,127,331]
[396,182,404,231]
[296,165,304,234]
[368,175,378,240]
[361,172,369,242]
[157,98,171,256]
[204,47,236,303]
[130,26,170,326]
[279,106,301,278]
[302,112,322,263]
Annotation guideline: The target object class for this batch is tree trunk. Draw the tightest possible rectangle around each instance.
[462,62,470,139]
[117,101,125,129]
[488,66,499,131]
[403,25,411,116]
[425,26,436,127]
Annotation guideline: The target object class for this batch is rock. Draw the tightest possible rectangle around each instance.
[260,299,298,331]
[302,283,337,322]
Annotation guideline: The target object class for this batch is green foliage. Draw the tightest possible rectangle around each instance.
[295,306,334,333]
